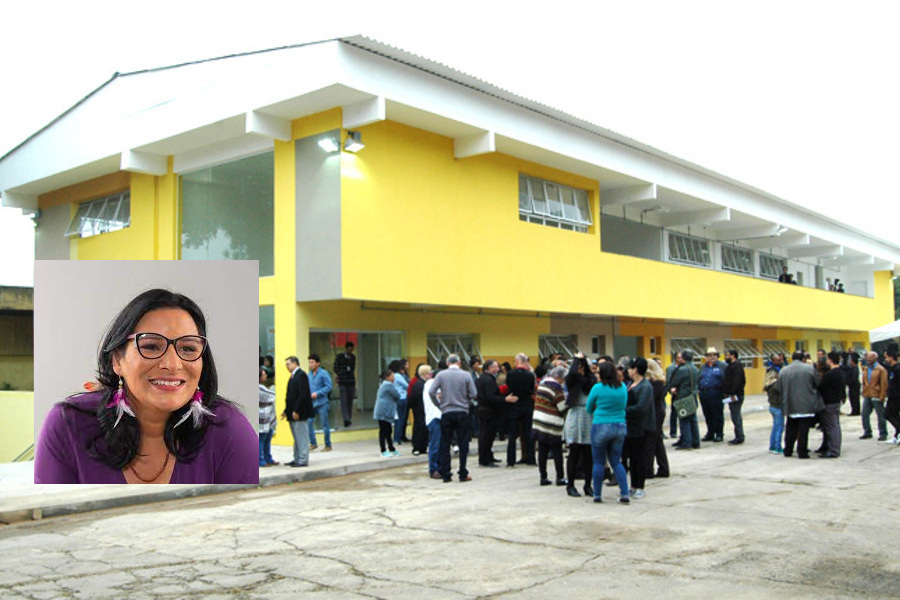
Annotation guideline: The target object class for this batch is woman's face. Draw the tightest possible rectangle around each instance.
[112,308,203,418]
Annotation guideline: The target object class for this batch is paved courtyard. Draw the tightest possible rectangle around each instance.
[1,407,899,599]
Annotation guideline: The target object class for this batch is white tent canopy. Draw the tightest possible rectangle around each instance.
[870,319,900,343]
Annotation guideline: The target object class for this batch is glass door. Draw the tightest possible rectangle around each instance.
[310,330,405,430]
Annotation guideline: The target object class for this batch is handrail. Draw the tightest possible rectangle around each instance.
[12,443,34,462]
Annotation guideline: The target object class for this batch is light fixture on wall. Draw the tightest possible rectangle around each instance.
[344,131,365,152]
[317,136,340,153]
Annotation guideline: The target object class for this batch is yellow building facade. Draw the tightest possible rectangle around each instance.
[3,37,898,444]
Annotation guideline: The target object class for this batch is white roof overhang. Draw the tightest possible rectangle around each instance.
[1,35,898,269]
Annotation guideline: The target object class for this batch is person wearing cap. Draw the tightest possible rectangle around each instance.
[699,347,728,443]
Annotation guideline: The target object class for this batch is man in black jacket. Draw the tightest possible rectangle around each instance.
[723,350,746,445]
[282,356,314,467]
[840,352,861,416]
[505,353,535,467]
[476,360,509,467]
[334,341,357,427]
[817,351,845,458]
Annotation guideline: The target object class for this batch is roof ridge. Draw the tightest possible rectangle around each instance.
[117,36,347,77]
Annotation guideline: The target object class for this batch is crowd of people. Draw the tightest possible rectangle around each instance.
[372,351,678,503]
[259,340,900,498]
[763,345,900,458]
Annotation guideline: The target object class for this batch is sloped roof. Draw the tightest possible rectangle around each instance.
[0,35,898,267]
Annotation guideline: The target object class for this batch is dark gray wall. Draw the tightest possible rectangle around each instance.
[601,215,663,261]
[296,130,342,301]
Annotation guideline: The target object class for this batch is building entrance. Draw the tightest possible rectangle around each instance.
[309,330,405,430]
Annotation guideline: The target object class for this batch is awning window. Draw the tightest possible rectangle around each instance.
[763,340,790,357]
[539,335,582,360]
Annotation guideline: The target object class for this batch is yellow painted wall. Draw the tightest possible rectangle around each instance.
[75,166,179,260]
[0,391,33,462]
[339,120,894,334]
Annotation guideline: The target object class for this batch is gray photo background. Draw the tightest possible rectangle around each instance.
[33,260,259,440]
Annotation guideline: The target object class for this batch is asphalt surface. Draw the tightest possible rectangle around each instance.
[1,399,898,599]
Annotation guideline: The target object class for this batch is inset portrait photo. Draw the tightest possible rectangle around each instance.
[33,260,259,484]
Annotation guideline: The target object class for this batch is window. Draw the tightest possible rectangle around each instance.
[539,335,582,360]
[64,192,130,238]
[519,175,592,233]
[670,338,706,366]
[763,340,789,359]
[591,335,606,355]
[668,232,711,267]
[759,253,787,280]
[724,339,764,368]
[427,334,481,370]
[795,340,807,353]
[181,152,274,276]
[721,245,755,275]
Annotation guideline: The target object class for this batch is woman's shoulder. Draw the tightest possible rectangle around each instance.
[210,399,253,427]
[205,400,257,445]
[47,391,103,427]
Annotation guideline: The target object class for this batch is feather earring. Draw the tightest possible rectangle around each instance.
[106,377,135,428]
[174,388,216,428]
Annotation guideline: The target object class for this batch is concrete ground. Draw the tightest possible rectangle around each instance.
[1,396,899,599]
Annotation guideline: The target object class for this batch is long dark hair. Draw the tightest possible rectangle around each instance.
[598,362,622,388]
[70,289,223,468]
[566,357,595,397]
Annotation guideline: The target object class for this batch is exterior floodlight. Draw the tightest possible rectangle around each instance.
[344,131,365,152]
[317,137,339,153]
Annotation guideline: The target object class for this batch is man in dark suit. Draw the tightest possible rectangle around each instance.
[282,356,313,467]
[476,360,508,467]
[505,353,535,467]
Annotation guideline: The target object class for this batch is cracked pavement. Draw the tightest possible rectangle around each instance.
[1,409,899,599]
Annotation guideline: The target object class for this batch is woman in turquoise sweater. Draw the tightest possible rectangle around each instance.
[585,361,630,504]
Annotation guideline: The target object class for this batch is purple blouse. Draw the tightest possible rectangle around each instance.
[34,392,259,484]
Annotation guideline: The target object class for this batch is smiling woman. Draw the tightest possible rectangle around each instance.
[33,289,259,484]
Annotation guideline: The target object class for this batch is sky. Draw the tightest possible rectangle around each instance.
[0,0,897,286]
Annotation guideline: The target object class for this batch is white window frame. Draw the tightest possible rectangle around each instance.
[539,334,582,360]
[519,175,592,233]
[724,339,764,368]
[427,334,481,371]
[64,192,131,238]
[670,338,707,366]
[763,340,790,359]
[759,253,787,280]
[721,244,755,275]
[667,232,712,267]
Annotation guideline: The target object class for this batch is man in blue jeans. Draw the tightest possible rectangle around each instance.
[429,354,478,482]
[307,354,334,451]
[258,367,279,467]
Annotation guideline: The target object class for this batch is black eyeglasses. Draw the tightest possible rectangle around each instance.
[127,333,208,362]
